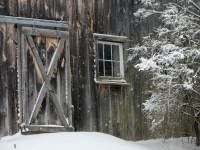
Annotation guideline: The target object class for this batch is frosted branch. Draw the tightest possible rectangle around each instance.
[189,0,200,11]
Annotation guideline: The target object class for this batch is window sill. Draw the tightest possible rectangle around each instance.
[95,80,130,85]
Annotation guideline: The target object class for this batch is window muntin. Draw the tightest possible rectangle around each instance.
[97,41,124,79]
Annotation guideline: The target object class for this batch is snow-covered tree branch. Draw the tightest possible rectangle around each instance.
[130,0,200,146]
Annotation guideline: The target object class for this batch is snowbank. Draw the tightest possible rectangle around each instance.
[0,132,151,150]
[135,137,200,150]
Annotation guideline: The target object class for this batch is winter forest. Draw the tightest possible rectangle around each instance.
[129,0,200,146]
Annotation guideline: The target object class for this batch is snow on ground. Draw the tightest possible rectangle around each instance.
[1,132,200,150]
[0,132,151,150]
[135,137,200,150]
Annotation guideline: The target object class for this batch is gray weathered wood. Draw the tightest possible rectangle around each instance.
[46,44,58,125]
[94,37,99,81]
[47,38,65,78]
[28,37,66,126]
[28,83,47,125]
[17,28,23,125]
[0,16,68,28]
[26,35,51,90]
[24,125,74,132]
[65,38,73,127]
[93,33,127,43]
[26,34,69,128]
[27,47,38,125]
[95,81,130,85]
[21,33,27,125]
[0,23,9,138]
[22,27,69,38]
[7,24,18,135]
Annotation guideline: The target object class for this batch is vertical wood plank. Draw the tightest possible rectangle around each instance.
[30,0,37,18]
[99,85,110,133]
[21,33,26,125]
[66,0,72,22]
[71,0,97,132]
[46,38,60,125]
[70,0,80,131]
[65,38,73,127]
[6,24,18,135]
[6,0,18,16]
[71,0,81,130]
[56,42,65,126]
[0,0,6,15]
[17,27,22,125]
[117,86,124,139]
[38,0,45,18]
[95,84,101,131]
[18,0,30,17]
[88,0,97,131]
[34,36,46,125]
[0,23,8,138]
[96,0,103,33]
[54,0,66,20]
[47,47,56,125]
[27,44,37,125]
[103,0,109,34]
[24,36,29,126]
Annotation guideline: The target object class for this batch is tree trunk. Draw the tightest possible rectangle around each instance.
[194,119,200,146]
[188,93,200,146]
[186,93,200,146]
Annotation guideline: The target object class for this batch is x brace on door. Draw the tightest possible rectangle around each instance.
[26,35,68,127]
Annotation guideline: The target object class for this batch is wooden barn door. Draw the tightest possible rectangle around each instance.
[20,27,73,133]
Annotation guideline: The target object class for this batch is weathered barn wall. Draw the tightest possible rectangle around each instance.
[0,23,18,137]
[0,0,153,140]
[1,0,198,141]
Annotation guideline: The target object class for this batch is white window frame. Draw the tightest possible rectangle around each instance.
[97,41,124,79]
[94,33,129,85]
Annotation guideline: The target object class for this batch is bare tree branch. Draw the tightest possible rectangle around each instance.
[189,0,200,11]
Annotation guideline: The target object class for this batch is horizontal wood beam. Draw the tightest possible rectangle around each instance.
[0,15,68,28]
[93,33,127,43]
[22,27,69,38]
[95,81,130,85]
[23,125,74,133]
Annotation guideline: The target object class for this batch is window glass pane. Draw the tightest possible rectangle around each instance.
[98,43,103,59]
[98,60,104,76]
[104,44,111,60]
[105,61,112,76]
[113,62,120,77]
[112,45,119,61]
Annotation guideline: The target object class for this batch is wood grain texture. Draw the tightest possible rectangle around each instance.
[6,24,18,135]
[26,34,68,127]
[0,23,8,138]
[22,27,69,38]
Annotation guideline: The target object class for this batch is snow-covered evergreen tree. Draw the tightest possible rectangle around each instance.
[129,0,200,145]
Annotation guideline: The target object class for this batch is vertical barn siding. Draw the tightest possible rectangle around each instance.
[0,23,18,137]
[0,23,8,137]
[94,0,139,141]
[0,0,191,141]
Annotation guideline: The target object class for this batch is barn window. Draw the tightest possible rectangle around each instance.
[97,41,123,77]
[94,33,128,85]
